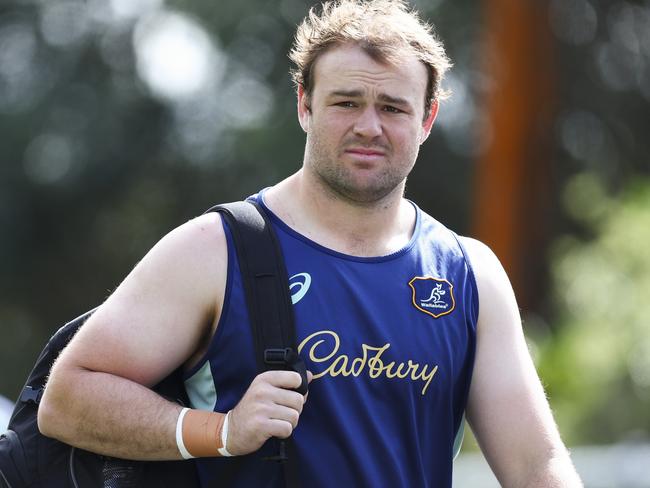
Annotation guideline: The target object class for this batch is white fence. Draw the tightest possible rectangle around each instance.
[0,395,12,432]
[454,444,650,487]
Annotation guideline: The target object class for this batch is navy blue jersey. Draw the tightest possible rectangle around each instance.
[184,192,478,487]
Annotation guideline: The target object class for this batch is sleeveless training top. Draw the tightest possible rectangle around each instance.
[184,191,478,487]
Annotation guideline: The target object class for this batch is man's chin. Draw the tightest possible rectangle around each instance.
[331,182,403,206]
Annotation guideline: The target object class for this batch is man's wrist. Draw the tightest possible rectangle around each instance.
[217,410,233,457]
[176,408,233,458]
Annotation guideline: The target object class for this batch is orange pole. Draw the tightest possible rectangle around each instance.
[473,0,555,308]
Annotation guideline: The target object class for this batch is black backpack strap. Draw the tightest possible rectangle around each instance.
[205,201,305,488]
[206,201,308,393]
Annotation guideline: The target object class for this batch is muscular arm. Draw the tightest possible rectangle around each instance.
[38,213,228,460]
[462,237,582,487]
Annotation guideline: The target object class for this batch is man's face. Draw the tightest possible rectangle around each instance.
[298,43,438,205]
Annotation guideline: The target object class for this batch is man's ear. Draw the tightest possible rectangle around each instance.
[420,99,439,144]
[297,84,311,133]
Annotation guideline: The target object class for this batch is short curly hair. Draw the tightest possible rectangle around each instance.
[289,0,451,118]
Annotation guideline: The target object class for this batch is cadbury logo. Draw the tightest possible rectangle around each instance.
[297,330,438,395]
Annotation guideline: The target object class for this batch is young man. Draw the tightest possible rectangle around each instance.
[39,1,583,486]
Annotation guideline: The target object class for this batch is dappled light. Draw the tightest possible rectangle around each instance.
[549,0,598,46]
[134,11,222,101]
[436,71,490,158]
[23,132,77,185]
[0,0,649,485]
[598,3,650,97]
[0,20,42,113]
[107,0,164,22]
[39,1,90,48]
[557,110,615,172]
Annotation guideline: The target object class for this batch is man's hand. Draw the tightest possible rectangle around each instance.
[226,370,312,455]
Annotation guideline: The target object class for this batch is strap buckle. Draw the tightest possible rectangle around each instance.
[20,386,43,405]
[264,348,308,396]
[264,348,294,365]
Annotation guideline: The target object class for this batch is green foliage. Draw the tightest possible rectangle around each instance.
[538,175,650,444]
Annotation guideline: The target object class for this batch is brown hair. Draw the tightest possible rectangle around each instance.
[289,0,452,118]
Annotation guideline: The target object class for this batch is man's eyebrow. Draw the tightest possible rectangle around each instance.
[327,90,412,107]
[327,89,364,98]
[377,93,411,107]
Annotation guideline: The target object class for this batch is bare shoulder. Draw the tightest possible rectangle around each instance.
[52,211,229,387]
[458,236,510,289]
[457,235,493,259]
[457,235,521,338]
[147,211,228,275]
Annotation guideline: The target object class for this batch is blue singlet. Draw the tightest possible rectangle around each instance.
[184,191,478,487]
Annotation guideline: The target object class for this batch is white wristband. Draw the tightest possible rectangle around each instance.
[217,410,234,457]
[176,407,195,460]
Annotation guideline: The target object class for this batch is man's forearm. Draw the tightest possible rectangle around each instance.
[39,367,183,460]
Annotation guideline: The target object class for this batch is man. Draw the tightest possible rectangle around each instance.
[38,0,583,486]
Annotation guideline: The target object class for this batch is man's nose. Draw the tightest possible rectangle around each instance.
[352,107,382,139]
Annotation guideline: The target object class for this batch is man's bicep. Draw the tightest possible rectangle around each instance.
[463,238,564,485]
[55,213,227,387]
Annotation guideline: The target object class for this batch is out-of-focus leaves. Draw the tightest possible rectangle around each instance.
[538,176,650,444]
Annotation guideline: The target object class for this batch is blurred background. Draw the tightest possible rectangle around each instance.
[0,0,648,485]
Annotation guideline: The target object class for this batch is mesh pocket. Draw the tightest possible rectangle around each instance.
[102,458,144,488]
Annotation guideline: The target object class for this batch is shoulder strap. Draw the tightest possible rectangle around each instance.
[205,201,308,394]
[205,200,305,488]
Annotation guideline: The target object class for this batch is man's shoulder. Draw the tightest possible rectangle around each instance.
[165,211,227,255]
[455,236,515,305]
[456,236,501,273]
[139,210,229,286]
[456,236,493,259]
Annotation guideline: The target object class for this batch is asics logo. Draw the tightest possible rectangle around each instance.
[290,272,311,304]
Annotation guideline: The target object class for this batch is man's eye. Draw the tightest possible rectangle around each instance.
[336,101,356,108]
[383,105,402,113]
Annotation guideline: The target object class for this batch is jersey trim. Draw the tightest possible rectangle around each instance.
[184,362,218,412]
[256,188,422,263]
[183,216,235,380]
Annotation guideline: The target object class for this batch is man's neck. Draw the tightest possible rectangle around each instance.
[263,170,416,257]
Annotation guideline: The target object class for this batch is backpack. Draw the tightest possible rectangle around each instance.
[0,201,307,488]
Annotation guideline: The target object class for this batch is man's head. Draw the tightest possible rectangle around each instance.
[289,0,451,120]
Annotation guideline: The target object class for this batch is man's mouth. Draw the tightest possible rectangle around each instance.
[344,147,386,160]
